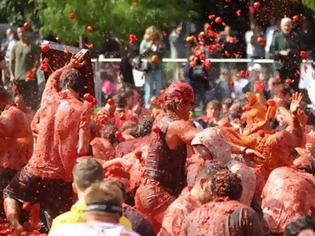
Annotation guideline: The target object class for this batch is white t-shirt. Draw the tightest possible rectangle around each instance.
[50,221,140,236]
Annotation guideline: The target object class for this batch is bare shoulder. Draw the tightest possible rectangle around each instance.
[168,119,193,131]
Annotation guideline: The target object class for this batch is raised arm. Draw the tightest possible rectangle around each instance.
[41,51,87,104]
[283,92,303,147]
[167,120,199,150]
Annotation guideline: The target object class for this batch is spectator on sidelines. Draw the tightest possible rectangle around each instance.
[271,17,300,90]
[10,27,40,109]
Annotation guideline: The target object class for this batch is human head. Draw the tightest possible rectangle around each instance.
[222,98,233,115]
[191,127,232,163]
[72,159,104,194]
[206,100,221,119]
[276,106,291,128]
[306,131,315,156]
[224,26,231,36]
[250,21,257,31]
[59,68,84,95]
[284,215,315,236]
[84,180,124,222]
[144,26,161,43]
[210,169,242,200]
[175,24,182,35]
[121,120,138,136]
[193,162,227,204]
[293,156,315,175]
[162,82,194,120]
[17,27,27,42]
[14,94,27,110]
[281,17,292,35]
[100,122,118,144]
[0,86,10,111]
[229,102,242,120]
[6,28,15,40]
[113,93,127,110]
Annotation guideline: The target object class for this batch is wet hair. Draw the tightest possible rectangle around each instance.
[84,180,124,206]
[59,68,84,93]
[297,156,315,175]
[197,162,227,181]
[210,169,242,200]
[113,93,127,109]
[0,86,9,101]
[100,122,118,144]
[132,116,154,137]
[223,98,233,108]
[72,159,104,191]
[206,100,222,111]
[284,215,315,236]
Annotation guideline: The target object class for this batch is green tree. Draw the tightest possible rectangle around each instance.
[38,0,196,47]
[302,0,315,12]
[0,0,43,29]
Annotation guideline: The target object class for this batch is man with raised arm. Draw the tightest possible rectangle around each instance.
[3,52,94,233]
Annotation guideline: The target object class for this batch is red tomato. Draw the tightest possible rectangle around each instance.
[257,36,266,46]
[40,44,50,53]
[253,1,261,9]
[23,22,32,31]
[129,34,137,44]
[87,25,94,32]
[134,151,142,160]
[151,55,159,64]
[115,131,123,141]
[300,51,308,59]
[152,126,161,133]
[215,17,223,25]
[68,12,76,19]
[22,202,32,212]
[107,98,115,106]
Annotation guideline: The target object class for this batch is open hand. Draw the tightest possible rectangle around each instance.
[290,92,303,115]
[68,51,86,69]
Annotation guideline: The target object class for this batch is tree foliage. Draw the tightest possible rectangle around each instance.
[302,0,315,12]
[0,0,43,29]
[37,0,196,46]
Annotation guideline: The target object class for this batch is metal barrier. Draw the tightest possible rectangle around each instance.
[91,57,314,107]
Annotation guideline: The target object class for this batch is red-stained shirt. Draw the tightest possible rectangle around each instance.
[0,106,33,170]
[26,87,90,182]
[262,167,315,233]
[159,191,201,236]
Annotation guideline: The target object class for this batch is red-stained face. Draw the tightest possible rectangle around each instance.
[177,100,194,120]
[193,144,213,160]
[206,105,220,119]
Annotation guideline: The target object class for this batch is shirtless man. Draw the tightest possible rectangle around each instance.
[134,82,199,232]
[3,52,93,233]
[262,156,315,234]
[159,162,226,236]
[0,87,32,214]
[182,169,265,236]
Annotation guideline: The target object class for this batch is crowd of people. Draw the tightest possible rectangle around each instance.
[0,11,314,236]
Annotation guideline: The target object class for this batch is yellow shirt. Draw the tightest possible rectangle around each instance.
[49,200,132,235]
